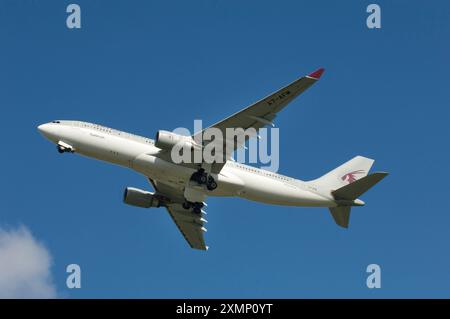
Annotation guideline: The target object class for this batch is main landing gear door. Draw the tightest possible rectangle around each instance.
[184,181,207,204]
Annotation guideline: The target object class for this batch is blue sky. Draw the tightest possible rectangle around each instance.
[0,0,449,298]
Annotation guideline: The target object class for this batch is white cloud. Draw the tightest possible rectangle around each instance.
[0,225,56,298]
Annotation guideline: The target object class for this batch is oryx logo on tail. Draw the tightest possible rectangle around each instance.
[341,170,365,184]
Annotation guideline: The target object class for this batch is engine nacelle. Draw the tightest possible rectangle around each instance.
[123,187,160,208]
[155,130,199,151]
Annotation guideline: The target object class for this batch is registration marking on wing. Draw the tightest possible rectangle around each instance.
[267,90,291,106]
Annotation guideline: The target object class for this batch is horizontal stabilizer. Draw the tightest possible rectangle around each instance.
[329,206,351,228]
[332,172,388,200]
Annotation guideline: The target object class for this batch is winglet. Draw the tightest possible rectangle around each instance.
[307,68,325,80]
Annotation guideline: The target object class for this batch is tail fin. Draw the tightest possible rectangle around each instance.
[312,156,375,190]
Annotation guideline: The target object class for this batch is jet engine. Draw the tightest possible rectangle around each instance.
[123,187,161,208]
[155,130,200,151]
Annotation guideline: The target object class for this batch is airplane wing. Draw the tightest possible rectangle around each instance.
[148,179,208,250]
[193,68,324,173]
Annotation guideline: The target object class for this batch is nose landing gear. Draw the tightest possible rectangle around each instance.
[57,141,74,154]
[57,145,73,153]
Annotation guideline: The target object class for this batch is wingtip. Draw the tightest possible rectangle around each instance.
[307,68,325,80]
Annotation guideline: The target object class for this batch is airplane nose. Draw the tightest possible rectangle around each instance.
[37,123,50,135]
[37,123,60,142]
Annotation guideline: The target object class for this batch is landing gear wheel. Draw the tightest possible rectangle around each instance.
[192,202,204,214]
[193,202,204,210]
[182,201,191,210]
[57,146,65,153]
[206,175,217,191]
[190,168,208,185]
[207,180,217,191]
[198,174,207,184]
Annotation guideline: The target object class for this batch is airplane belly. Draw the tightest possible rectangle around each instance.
[132,155,243,197]
[213,171,245,197]
[237,172,331,207]
[132,154,192,186]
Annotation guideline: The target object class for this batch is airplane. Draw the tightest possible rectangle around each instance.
[37,68,388,250]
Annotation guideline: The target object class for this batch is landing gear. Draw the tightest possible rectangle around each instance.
[206,175,217,191]
[182,200,204,215]
[57,144,74,154]
[190,168,207,184]
[182,201,191,210]
[199,174,207,184]
[190,168,217,191]
[193,202,203,215]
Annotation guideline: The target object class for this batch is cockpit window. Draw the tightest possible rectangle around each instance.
[52,120,60,124]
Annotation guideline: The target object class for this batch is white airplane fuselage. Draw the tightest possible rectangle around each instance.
[38,120,337,208]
